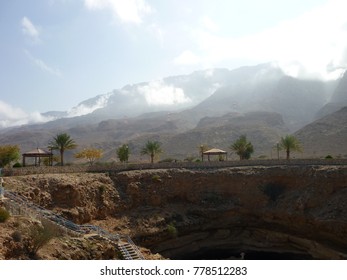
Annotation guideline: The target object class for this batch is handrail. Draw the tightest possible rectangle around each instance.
[3,190,144,260]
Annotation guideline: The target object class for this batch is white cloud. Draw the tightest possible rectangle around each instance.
[173,50,201,66]
[137,80,191,106]
[84,0,152,24]
[24,50,62,77]
[21,17,40,42]
[0,100,54,128]
[147,23,165,46]
[67,93,112,117]
[201,16,219,33]
[192,0,347,80]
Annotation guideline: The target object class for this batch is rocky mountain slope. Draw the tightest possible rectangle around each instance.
[1,63,346,161]
[295,106,347,158]
[316,71,347,118]
[192,65,331,131]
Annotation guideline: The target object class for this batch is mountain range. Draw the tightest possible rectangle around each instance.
[1,63,346,162]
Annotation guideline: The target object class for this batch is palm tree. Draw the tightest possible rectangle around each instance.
[141,141,163,163]
[48,133,77,166]
[230,135,254,160]
[279,135,302,160]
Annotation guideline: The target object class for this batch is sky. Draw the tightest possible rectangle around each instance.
[1,0,347,127]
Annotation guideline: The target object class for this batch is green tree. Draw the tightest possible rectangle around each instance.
[141,141,163,163]
[0,145,20,167]
[279,135,302,160]
[230,135,254,160]
[75,148,103,165]
[48,133,77,166]
[116,144,130,163]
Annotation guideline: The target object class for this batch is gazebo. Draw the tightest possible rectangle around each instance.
[22,148,53,167]
[203,148,228,161]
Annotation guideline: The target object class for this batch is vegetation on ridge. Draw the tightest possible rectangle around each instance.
[48,133,77,166]
[117,144,130,163]
[75,148,103,165]
[279,135,302,160]
[141,141,163,163]
[0,145,20,168]
[230,135,254,160]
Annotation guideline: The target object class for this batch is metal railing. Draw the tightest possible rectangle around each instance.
[2,190,144,260]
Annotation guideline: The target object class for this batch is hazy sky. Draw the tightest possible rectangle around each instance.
[1,0,347,126]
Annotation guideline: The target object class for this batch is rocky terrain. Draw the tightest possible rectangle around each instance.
[0,173,161,260]
[295,107,347,158]
[1,164,347,260]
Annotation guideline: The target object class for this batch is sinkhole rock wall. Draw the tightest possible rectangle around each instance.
[111,165,347,259]
[4,165,347,259]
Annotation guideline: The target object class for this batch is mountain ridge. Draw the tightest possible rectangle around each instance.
[0,63,346,162]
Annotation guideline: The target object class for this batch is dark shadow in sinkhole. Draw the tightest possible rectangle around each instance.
[171,248,314,260]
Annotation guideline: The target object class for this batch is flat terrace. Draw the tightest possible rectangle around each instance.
[2,158,347,176]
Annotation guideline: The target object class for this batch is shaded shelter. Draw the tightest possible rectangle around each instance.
[203,148,228,161]
[22,148,53,167]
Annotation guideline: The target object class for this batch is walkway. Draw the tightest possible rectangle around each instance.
[3,158,347,177]
[2,190,144,260]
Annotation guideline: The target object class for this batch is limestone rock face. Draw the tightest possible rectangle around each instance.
[3,165,347,259]
[111,166,347,259]
[4,173,121,224]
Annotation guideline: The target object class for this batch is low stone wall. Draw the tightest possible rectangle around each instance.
[2,158,347,176]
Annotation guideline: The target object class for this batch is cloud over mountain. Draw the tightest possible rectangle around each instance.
[67,93,112,117]
[0,100,54,128]
[187,0,347,80]
[137,80,191,106]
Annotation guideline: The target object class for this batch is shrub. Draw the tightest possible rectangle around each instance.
[184,156,195,162]
[13,162,22,168]
[325,155,333,159]
[0,207,10,222]
[152,174,161,182]
[23,221,58,258]
[11,230,22,242]
[99,184,106,194]
[167,223,177,238]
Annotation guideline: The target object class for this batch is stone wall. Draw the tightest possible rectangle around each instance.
[2,158,347,176]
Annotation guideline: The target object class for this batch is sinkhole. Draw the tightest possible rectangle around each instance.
[147,228,329,260]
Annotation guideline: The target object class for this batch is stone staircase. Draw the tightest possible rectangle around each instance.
[2,190,144,260]
[118,241,144,260]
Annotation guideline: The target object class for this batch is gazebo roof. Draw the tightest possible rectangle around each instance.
[23,148,52,156]
[203,148,227,155]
